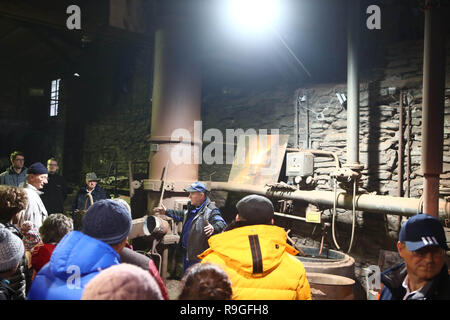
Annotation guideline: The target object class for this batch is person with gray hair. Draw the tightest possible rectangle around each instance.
[27,199,132,300]
[0,226,25,300]
[31,214,73,277]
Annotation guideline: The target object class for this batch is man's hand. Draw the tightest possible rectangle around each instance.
[204,220,214,237]
[153,203,166,215]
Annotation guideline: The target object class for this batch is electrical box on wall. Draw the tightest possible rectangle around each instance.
[286,152,314,177]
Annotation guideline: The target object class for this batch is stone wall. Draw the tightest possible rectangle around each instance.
[76,45,153,187]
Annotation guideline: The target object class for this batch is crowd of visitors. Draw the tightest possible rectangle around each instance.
[0,151,448,300]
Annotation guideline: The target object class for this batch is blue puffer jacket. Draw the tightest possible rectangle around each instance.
[27,231,120,300]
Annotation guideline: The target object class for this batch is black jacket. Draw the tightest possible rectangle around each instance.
[72,185,107,211]
[380,262,450,300]
[0,279,16,300]
[41,173,68,214]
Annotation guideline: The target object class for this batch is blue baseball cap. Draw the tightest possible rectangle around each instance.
[399,214,449,251]
[184,181,207,193]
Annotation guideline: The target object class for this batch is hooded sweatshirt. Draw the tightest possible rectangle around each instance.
[27,231,120,300]
[199,224,311,300]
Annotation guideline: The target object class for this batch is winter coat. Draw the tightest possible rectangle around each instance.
[72,185,107,212]
[41,173,67,214]
[166,197,226,262]
[27,231,121,300]
[379,262,450,300]
[21,184,48,229]
[199,224,312,300]
[0,166,27,187]
[1,223,32,300]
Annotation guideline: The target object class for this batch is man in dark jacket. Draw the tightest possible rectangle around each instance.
[0,151,27,187]
[41,158,67,214]
[72,172,107,212]
[379,213,450,300]
[153,182,226,274]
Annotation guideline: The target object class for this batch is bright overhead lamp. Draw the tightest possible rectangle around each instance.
[228,0,278,32]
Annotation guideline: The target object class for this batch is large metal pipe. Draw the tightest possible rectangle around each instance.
[148,3,202,212]
[206,182,450,219]
[421,4,446,218]
[346,0,360,167]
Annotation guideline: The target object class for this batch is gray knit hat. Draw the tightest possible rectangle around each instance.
[82,199,132,245]
[0,226,25,273]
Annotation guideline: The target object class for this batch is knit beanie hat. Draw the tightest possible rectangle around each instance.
[27,162,48,175]
[20,221,42,251]
[0,226,25,273]
[82,199,132,245]
[236,194,274,225]
[81,263,163,300]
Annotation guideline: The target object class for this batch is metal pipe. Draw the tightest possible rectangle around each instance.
[207,182,450,219]
[148,5,201,212]
[274,211,306,222]
[421,4,446,218]
[346,0,360,166]
[398,91,404,198]
[406,99,411,198]
[397,92,404,231]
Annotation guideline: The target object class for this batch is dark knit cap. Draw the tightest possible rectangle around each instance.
[236,194,274,225]
[82,199,132,245]
[28,162,48,175]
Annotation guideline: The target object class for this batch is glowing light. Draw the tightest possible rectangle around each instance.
[228,0,279,32]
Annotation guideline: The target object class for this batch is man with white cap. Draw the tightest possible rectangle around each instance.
[379,213,450,300]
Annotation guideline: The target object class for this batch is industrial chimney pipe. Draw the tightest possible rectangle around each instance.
[148,2,202,213]
[421,4,446,218]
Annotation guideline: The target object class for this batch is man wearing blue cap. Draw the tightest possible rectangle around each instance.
[379,214,449,300]
[154,181,226,274]
[20,162,48,229]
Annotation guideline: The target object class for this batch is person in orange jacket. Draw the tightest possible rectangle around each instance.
[199,194,311,300]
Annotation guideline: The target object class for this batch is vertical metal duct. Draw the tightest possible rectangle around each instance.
[148,2,202,212]
[346,0,361,168]
[421,4,446,218]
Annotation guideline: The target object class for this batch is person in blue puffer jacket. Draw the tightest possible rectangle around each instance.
[27,199,132,300]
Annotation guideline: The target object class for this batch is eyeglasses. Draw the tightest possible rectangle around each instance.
[14,158,24,161]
